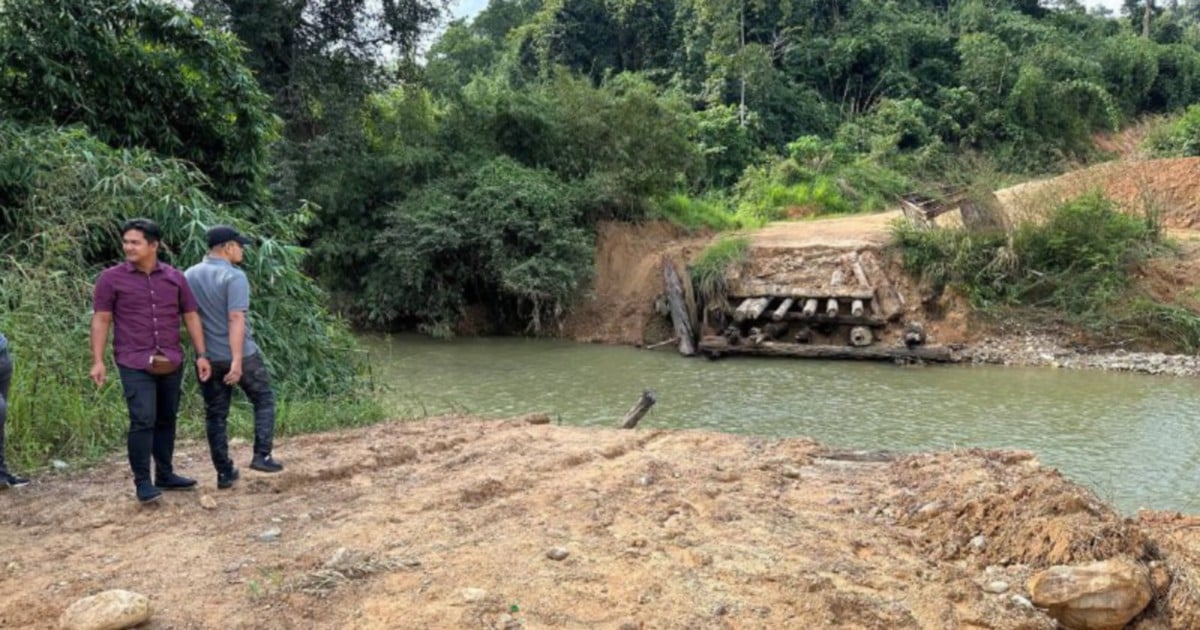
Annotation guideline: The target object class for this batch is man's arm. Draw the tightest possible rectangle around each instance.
[226,310,246,385]
[89,312,112,387]
[183,311,212,382]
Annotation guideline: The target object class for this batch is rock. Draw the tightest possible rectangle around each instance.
[968,535,986,551]
[58,589,151,630]
[256,528,281,543]
[51,459,69,470]
[780,465,803,479]
[199,495,217,510]
[461,587,488,602]
[1012,594,1034,609]
[983,580,1010,594]
[546,547,570,561]
[517,413,551,425]
[1028,559,1152,629]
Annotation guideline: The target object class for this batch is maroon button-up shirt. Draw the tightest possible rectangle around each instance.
[93,261,199,370]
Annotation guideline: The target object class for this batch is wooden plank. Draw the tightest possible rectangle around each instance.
[698,336,956,362]
[727,281,876,300]
[662,260,697,356]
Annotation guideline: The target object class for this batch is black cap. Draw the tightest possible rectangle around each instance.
[206,225,251,248]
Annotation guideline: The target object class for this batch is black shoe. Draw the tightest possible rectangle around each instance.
[154,472,198,491]
[136,482,163,504]
[250,454,283,473]
[217,467,240,490]
[1,473,29,488]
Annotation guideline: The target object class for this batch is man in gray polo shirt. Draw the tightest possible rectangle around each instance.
[186,225,284,489]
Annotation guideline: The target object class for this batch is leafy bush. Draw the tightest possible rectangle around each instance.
[370,157,594,335]
[733,135,912,224]
[1145,103,1200,157]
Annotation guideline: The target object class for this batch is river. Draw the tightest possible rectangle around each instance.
[364,334,1200,514]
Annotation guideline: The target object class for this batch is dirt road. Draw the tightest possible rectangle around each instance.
[4,415,1200,628]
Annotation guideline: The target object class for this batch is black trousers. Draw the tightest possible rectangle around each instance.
[0,349,11,475]
[118,365,183,485]
[199,353,276,474]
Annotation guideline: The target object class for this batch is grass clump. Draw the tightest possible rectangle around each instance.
[690,236,750,304]
[892,191,1200,350]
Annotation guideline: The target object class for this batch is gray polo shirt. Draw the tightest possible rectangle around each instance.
[184,257,259,362]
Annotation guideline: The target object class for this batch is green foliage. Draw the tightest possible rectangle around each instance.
[690,236,750,304]
[369,157,594,335]
[734,135,912,223]
[651,193,740,231]
[0,0,278,207]
[893,192,1186,347]
[0,121,376,469]
[1145,103,1200,156]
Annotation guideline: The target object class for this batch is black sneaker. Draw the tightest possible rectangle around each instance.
[1,473,29,488]
[136,482,163,504]
[250,454,283,473]
[154,473,198,491]
[217,467,240,490]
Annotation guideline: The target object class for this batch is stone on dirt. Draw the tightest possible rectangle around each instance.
[546,547,569,561]
[1027,558,1152,629]
[199,495,217,510]
[58,589,151,630]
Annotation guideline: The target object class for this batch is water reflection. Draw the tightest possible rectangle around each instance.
[364,334,1196,514]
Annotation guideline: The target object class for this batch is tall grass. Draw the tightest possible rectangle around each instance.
[651,193,741,231]
[0,121,381,471]
[690,236,750,305]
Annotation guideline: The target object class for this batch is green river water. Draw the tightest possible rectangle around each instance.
[364,334,1200,515]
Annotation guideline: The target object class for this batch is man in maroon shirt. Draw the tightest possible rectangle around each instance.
[90,218,213,503]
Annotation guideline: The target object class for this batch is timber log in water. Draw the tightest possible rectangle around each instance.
[698,336,957,363]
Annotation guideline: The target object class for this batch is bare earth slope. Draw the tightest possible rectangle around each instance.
[3,416,1199,628]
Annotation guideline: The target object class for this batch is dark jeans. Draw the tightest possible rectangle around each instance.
[117,365,184,485]
[0,350,11,475]
[199,352,276,474]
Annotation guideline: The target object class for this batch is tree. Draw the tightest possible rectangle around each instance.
[0,0,278,207]
[192,0,445,139]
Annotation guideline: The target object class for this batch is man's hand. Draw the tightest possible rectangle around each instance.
[196,357,212,382]
[89,361,106,387]
[224,360,243,386]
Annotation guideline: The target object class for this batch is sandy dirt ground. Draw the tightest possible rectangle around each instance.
[4,415,1200,629]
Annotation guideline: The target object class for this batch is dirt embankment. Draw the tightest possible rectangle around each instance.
[563,158,1200,369]
[4,415,1200,628]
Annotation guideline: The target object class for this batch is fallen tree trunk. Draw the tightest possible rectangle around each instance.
[620,390,658,429]
[698,336,956,362]
[662,260,696,356]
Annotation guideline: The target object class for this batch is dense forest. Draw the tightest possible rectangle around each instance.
[209,0,1200,333]
[4,0,1200,463]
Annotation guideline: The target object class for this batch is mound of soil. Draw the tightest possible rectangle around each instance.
[2,416,1198,628]
[561,221,712,346]
[997,158,1200,228]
